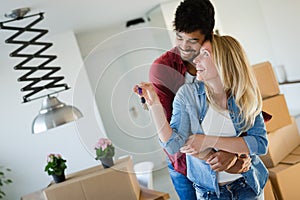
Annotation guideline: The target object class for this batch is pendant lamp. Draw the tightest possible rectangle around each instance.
[1,8,83,134]
[32,96,83,134]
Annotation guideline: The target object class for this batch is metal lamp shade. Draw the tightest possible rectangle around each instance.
[32,96,83,134]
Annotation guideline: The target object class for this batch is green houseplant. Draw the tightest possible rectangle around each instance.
[44,154,67,183]
[0,166,12,199]
[95,138,115,168]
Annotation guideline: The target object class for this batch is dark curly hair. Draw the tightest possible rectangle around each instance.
[173,0,215,41]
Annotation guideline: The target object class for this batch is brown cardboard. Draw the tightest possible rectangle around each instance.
[22,187,169,200]
[262,94,292,132]
[269,155,300,200]
[43,157,140,200]
[252,61,280,99]
[291,145,300,155]
[264,179,276,200]
[140,187,170,200]
[260,117,300,168]
[280,154,300,165]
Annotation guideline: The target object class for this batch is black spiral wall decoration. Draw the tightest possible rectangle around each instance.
[0,12,69,103]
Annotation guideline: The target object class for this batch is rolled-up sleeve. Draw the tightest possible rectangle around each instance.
[243,112,268,155]
[159,85,192,155]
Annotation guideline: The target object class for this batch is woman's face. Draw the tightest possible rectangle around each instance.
[193,40,219,82]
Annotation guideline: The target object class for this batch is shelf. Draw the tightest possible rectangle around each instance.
[279,80,300,85]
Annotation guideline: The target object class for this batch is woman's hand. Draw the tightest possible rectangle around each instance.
[133,82,173,143]
[133,82,160,106]
[180,134,209,154]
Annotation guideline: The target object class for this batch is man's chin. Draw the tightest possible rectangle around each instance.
[181,55,195,63]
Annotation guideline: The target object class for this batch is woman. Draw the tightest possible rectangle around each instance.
[134,35,268,200]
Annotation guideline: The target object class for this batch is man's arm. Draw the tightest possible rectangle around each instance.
[149,59,185,122]
[190,149,250,173]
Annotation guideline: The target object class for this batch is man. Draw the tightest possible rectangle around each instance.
[149,0,250,199]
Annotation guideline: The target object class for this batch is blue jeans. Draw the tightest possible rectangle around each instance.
[167,160,197,200]
[194,177,264,200]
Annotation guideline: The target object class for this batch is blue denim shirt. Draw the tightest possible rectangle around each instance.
[159,81,268,196]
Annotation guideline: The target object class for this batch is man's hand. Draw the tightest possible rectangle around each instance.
[225,155,251,174]
[205,150,237,172]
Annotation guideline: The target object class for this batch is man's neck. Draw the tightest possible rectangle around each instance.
[184,61,197,76]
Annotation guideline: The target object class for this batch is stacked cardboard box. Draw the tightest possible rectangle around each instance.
[253,61,300,200]
[264,179,276,200]
[268,147,300,200]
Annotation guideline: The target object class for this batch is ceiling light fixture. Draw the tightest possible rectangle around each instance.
[0,8,83,134]
[4,7,31,19]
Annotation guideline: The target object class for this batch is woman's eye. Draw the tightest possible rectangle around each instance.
[203,50,210,57]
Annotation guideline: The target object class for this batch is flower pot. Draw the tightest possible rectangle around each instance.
[52,171,66,183]
[100,157,114,168]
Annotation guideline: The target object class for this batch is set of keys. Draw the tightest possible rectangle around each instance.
[137,87,149,110]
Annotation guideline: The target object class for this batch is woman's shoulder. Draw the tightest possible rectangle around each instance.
[176,82,203,103]
[178,83,195,94]
[178,81,204,93]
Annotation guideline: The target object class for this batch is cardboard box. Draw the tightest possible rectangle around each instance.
[22,187,169,200]
[260,117,300,168]
[262,94,292,132]
[252,61,280,99]
[140,187,170,200]
[269,154,300,200]
[264,179,276,200]
[43,157,140,200]
[291,145,300,155]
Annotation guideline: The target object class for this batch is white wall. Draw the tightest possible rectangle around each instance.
[212,0,300,116]
[76,20,173,170]
[212,0,276,65]
[0,30,105,199]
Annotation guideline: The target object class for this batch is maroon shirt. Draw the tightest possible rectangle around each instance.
[149,47,189,175]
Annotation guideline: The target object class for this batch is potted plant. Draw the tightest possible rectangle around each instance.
[44,154,67,183]
[95,138,115,168]
[0,166,12,199]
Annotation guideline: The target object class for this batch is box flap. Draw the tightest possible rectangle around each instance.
[280,154,300,165]
[140,187,170,200]
[291,145,300,155]
[260,117,300,167]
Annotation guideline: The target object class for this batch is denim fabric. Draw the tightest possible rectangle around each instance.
[167,160,197,200]
[159,81,268,196]
[194,177,264,200]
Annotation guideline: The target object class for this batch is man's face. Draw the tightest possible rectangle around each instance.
[175,31,206,62]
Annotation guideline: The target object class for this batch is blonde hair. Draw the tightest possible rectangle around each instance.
[207,35,262,132]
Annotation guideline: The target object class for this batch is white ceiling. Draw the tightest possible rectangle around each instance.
[0,0,171,35]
